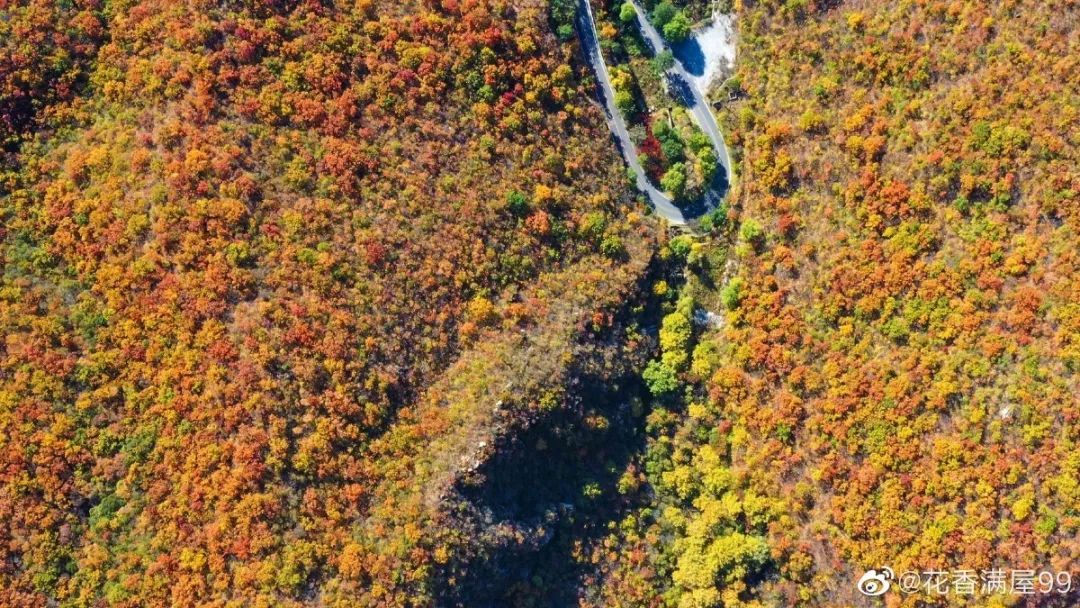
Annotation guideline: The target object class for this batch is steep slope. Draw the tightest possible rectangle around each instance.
[589,0,1079,606]
[0,0,658,605]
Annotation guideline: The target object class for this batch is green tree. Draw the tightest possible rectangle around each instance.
[600,234,626,258]
[663,11,692,42]
[619,1,637,24]
[506,190,529,216]
[654,120,685,162]
[700,203,728,233]
[550,0,576,40]
[661,163,687,199]
[738,218,763,243]
[652,1,676,27]
[643,360,680,395]
[614,89,636,115]
[687,130,710,153]
[669,234,693,259]
[697,147,718,181]
[653,50,675,73]
[720,277,745,310]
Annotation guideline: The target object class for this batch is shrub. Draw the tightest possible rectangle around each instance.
[653,50,675,73]
[719,277,745,310]
[738,218,764,243]
[507,190,530,216]
[661,163,687,199]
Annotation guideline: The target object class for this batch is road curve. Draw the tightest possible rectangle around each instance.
[575,0,688,225]
[629,0,733,185]
[575,0,732,226]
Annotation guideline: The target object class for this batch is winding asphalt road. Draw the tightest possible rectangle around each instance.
[575,0,732,226]
[575,0,688,224]
[629,0,732,181]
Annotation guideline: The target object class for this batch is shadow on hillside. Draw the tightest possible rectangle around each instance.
[438,368,650,607]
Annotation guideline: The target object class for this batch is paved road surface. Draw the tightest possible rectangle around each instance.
[575,0,732,226]
[629,0,733,184]
[576,0,688,224]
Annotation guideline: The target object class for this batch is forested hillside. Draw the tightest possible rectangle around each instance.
[0,0,104,150]
[0,0,660,605]
[2,0,1077,606]
[589,0,1079,606]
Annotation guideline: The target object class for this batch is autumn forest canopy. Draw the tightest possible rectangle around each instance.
[0,0,1077,606]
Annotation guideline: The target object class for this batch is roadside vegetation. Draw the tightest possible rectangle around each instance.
[593,0,720,201]
[587,0,1080,606]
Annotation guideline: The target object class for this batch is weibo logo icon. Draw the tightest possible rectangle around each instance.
[857,567,894,596]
